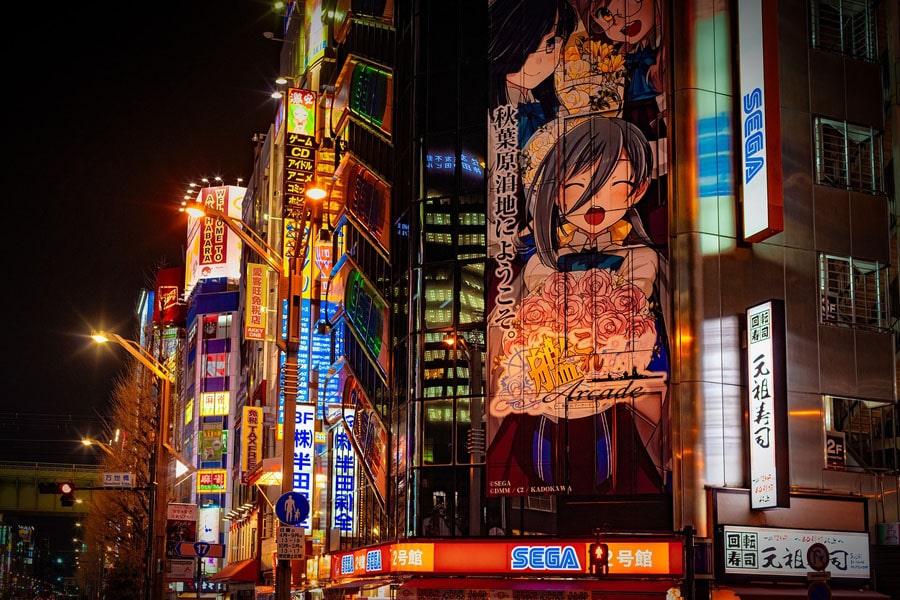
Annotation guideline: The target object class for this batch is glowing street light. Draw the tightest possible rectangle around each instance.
[81,438,116,457]
[91,330,173,600]
[180,201,284,275]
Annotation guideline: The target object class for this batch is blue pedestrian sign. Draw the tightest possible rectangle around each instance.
[275,491,310,526]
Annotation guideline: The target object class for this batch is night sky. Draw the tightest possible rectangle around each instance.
[4,1,283,463]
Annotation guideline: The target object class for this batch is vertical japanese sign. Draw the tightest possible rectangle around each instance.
[241,406,263,481]
[245,263,267,340]
[293,403,316,532]
[332,409,357,536]
[746,299,789,509]
[737,0,783,242]
[485,0,671,498]
[283,88,317,270]
[184,186,246,295]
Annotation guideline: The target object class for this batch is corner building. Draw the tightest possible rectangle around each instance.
[221,2,900,599]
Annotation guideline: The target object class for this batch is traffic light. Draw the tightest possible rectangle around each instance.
[60,482,76,506]
[37,482,76,506]
[589,541,610,576]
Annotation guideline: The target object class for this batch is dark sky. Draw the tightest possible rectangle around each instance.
[4,1,283,463]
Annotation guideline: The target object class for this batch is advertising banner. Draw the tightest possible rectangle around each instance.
[485,0,671,497]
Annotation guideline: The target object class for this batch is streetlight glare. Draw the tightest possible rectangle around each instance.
[182,202,206,218]
[91,331,110,343]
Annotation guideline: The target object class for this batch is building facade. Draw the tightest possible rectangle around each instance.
[168,1,900,600]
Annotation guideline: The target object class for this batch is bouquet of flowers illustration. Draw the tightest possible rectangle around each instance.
[557,36,626,115]
[494,268,658,417]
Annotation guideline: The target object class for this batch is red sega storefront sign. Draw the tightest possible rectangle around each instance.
[331,538,683,581]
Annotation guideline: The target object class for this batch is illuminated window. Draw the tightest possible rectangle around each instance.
[810,0,876,61]
[814,117,882,193]
[819,253,889,330]
[826,395,897,472]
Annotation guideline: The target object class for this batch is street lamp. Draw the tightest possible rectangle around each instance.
[91,330,174,600]
[180,201,284,275]
[444,334,484,536]
[81,438,116,458]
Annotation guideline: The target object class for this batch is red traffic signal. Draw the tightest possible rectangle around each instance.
[38,482,76,506]
[589,542,610,575]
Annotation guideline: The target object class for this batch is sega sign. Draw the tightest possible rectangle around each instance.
[510,545,582,571]
[737,0,783,243]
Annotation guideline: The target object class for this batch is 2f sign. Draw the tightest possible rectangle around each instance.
[826,431,846,468]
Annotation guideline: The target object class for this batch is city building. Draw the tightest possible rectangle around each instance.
[159,1,900,600]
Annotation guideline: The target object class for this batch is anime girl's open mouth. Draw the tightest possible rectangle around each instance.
[620,20,643,38]
[585,206,606,226]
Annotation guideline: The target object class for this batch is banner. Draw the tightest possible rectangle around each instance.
[485,0,671,497]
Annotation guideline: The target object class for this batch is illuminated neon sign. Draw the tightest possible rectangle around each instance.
[510,545,581,571]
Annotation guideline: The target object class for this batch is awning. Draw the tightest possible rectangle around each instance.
[208,558,259,583]
[400,577,677,595]
[327,577,397,590]
[714,585,890,599]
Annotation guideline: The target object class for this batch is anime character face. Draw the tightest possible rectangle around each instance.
[559,150,647,237]
[505,14,563,92]
[590,0,655,44]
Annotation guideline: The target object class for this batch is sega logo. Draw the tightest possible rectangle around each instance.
[742,87,765,184]
[510,545,582,571]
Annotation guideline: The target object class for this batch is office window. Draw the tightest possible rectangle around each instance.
[814,117,882,193]
[525,495,555,512]
[810,0,876,60]
[819,253,889,330]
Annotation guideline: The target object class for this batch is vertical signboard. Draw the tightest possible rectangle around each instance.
[737,0,783,242]
[245,263,267,340]
[154,266,186,326]
[746,299,789,509]
[283,88,317,268]
[332,409,358,536]
[293,403,316,532]
[485,0,671,498]
[184,186,246,295]
[241,406,263,481]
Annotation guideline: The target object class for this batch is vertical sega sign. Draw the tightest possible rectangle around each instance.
[738,0,783,243]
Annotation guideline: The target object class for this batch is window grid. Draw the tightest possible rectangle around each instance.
[814,117,883,193]
[810,0,876,61]
[819,254,889,330]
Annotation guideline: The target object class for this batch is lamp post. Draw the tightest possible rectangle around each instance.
[445,335,484,536]
[81,438,116,458]
[91,331,174,600]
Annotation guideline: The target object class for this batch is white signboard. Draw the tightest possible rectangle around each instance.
[167,502,199,521]
[277,524,305,559]
[738,0,783,242]
[746,300,787,509]
[103,472,134,488]
[292,404,316,532]
[722,525,870,579]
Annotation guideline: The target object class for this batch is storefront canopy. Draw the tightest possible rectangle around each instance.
[207,558,259,583]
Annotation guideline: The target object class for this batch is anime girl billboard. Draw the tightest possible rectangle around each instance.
[486,0,669,498]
